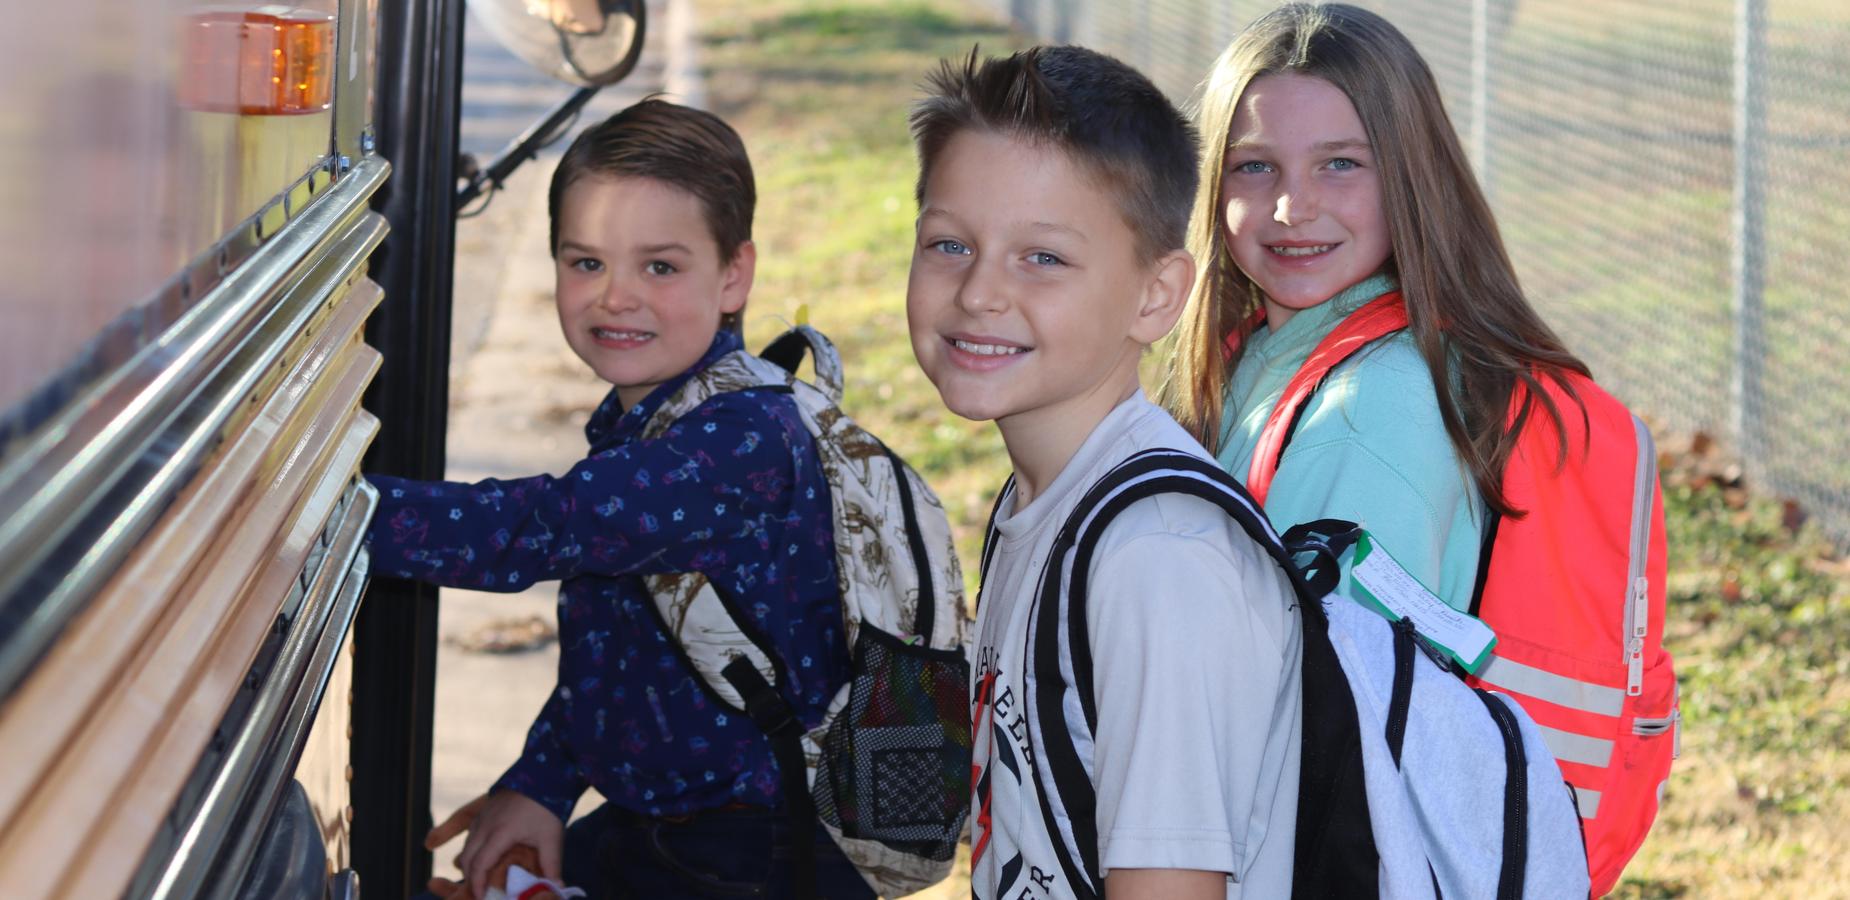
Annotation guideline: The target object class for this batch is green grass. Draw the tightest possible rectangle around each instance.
[696,1,1850,895]
[707,0,1020,601]
[1614,436,1850,896]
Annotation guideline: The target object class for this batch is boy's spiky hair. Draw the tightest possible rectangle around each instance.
[909,46,1200,263]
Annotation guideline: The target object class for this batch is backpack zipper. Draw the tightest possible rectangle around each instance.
[1476,689,1529,900]
[1624,417,1657,696]
[1387,617,1417,768]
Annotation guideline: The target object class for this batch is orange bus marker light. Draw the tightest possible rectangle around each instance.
[179,7,335,116]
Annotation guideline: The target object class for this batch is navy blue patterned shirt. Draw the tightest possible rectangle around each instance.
[365,330,845,821]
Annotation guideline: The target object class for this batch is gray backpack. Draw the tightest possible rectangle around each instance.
[640,325,970,897]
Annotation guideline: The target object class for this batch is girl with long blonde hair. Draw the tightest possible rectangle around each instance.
[1162,2,1586,609]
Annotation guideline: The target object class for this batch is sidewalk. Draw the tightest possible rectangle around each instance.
[430,0,681,877]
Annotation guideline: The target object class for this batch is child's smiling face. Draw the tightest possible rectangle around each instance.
[1220,73,1392,329]
[906,130,1181,437]
[553,175,753,409]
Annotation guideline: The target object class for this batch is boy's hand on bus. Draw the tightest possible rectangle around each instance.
[423,793,489,897]
[453,789,564,898]
[426,792,489,853]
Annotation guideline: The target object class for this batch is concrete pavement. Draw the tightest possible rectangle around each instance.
[430,0,678,879]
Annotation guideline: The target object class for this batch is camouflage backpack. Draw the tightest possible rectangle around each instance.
[640,325,971,898]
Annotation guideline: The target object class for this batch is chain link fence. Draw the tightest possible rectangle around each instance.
[982,0,1850,544]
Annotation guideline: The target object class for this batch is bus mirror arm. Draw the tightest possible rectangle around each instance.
[454,84,604,214]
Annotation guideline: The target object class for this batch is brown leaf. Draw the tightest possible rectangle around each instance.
[1781,499,1807,535]
[447,615,557,654]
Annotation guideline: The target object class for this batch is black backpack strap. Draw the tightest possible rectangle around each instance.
[1267,523,1382,896]
[879,441,939,642]
[758,325,845,404]
[1024,449,1332,899]
[720,656,817,898]
[976,475,1015,612]
[759,328,810,374]
[1279,519,1366,599]
[1469,507,1503,619]
[1294,620,1381,898]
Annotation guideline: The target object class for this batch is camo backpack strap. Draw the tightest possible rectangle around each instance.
[639,349,789,440]
[635,326,971,897]
[632,348,793,712]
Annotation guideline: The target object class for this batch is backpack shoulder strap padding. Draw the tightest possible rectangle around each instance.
[639,348,792,441]
[636,327,968,898]
[759,324,845,404]
[633,326,964,708]
[976,476,1015,614]
[1247,291,1409,507]
[1023,449,1329,900]
[631,348,803,715]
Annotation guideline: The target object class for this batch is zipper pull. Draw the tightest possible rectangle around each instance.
[1626,575,1649,696]
[1632,576,1650,640]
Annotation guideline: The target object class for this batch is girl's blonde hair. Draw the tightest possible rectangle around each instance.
[1160,3,1586,516]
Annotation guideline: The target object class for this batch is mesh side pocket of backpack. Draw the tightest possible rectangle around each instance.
[813,624,971,863]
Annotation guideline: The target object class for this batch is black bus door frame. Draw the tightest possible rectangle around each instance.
[355,0,465,893]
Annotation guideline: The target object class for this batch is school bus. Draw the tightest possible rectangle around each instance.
[0,1,642,896]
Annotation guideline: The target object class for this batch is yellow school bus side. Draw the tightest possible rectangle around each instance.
[0,153,389,897]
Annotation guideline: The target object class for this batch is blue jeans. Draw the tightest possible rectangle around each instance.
[566,802,874,900]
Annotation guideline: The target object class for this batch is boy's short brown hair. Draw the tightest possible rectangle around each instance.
[909,46,1199,264]
[549,98,756,329]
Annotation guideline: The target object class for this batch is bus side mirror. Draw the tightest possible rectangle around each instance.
[470,0,646,88]
[453,0,647,211]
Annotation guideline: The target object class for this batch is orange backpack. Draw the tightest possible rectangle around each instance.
[1247,292,1680,897]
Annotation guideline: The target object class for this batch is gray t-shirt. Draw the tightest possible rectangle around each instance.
[970,394,1303,900]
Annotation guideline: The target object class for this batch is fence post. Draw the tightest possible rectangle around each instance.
[1471,0,1490,185]
[1136,0,1152,80]
[1732,0,1768,461]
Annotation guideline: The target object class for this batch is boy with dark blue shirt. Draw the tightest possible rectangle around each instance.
[367,99,871,900]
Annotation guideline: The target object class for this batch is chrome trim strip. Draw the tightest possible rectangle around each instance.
[1535,723,1616,769]
[0,157,389,701]
[0,160,339,453]
[330,868,360,900]
[136,479,377,900]
[1475,654,1628,718]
